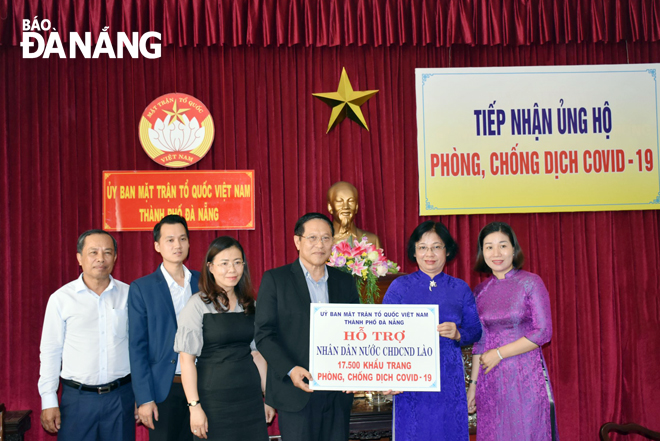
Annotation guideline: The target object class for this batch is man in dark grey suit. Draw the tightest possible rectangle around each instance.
[255,212,360,441]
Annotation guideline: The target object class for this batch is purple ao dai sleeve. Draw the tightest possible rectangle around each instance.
[471,271,553,353]
[523,273,553,346]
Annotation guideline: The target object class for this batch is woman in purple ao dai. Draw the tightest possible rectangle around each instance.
[383,221,482,441]
[468,222,559,441]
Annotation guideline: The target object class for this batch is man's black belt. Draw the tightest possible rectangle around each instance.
[61,374,131,394]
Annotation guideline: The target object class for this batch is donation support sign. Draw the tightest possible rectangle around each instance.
[416,64,660,214]
[103,170,254,231]
[309,304,440,392]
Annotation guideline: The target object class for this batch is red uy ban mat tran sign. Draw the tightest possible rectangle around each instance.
[103,171,255,231]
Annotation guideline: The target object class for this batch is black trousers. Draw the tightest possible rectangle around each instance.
[278,391,354,441]
[150,382,191,441]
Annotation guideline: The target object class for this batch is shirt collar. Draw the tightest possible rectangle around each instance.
[415,270,445,282]
[160,263,192,290]
[217,301,244,312]
[298,259,329,283]
[501,268,519,280]
[73,273,117,295]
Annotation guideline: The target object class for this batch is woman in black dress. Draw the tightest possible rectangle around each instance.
[175,236,275,440]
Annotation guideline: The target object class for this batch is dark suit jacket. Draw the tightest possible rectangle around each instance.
[254,259,359,412]
[128,267,200,406]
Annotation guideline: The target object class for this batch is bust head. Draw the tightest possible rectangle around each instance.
[326,181,381,247]
[327,181,359,227]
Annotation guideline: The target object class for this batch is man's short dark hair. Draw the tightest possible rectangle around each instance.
[77,230,118,254]
[406,220,458,263]
[294,213,334,237]
[153,215,189,242]
[473,221,525,273]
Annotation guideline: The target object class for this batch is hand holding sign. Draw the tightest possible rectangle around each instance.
[290,366,314,393]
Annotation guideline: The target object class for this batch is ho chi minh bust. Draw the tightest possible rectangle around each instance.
[327,181,381,248]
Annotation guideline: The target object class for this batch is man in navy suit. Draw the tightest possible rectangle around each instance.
[255,213,360,441]
[128,215,200,441]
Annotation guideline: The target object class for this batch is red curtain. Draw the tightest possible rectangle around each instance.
[2,2,660,441]
[4,0,660,47]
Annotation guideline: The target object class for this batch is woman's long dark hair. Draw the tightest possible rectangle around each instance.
[199,236,255,314]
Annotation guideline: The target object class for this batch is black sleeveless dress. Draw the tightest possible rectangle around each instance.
[196,312,268,441]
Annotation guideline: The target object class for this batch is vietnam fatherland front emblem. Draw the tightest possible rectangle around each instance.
[139,93,215,168]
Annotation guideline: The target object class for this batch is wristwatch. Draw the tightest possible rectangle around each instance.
[187,400,201,407]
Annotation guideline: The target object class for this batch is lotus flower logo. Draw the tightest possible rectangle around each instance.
[149,113,205,152]
[139,93,215,168]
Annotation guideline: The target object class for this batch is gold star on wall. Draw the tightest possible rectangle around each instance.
[163,101,191,125]
[312,68,379,133]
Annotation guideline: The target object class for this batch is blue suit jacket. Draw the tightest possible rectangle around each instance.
[128,267,200,406]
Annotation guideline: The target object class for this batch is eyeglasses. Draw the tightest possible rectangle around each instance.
[416,244,446,254]
[298,235,333,245]
[212,261,245,271]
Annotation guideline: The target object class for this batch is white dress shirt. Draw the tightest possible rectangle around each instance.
[38,274,130,410]
[287,260,329,377]
[160,263,192,375]
[299,259,329,303]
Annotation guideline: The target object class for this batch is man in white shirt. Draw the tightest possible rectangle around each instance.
[39,229,134,441]
[128,215,200,441]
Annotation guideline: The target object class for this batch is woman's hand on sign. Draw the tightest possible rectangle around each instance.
[437,322,460,340]
[382,390,403,395]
